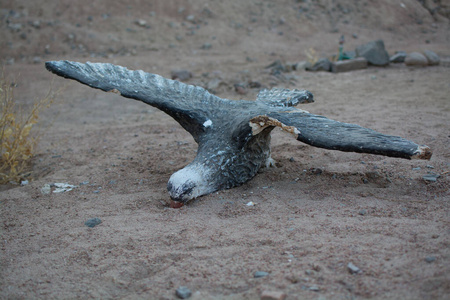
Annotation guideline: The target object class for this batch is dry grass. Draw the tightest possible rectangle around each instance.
[0,72,58,184]
[305,47,319,65]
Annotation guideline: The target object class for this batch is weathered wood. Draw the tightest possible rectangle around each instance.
[331,57,368,73]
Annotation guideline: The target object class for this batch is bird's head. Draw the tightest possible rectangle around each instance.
[167,164,215,205]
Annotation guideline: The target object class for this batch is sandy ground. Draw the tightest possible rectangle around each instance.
[1,1,450,299]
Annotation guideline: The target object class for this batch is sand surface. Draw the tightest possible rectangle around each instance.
[1,1,449,299]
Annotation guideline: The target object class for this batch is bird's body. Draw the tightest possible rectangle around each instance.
[46,61,432,206]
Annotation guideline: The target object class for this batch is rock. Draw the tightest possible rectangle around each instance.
[347,262,360,274]
[261,290,287,300]
[20,180,29,186]
[201,43,212,50]
[8,23,22,32]
[358,209,367,216]
[331,57,368,73]
[30,20,41,29]
[136,19,148,27]
[176,286,192,299]
[423,173,440,182]
[405,52,428,67]
[171,70,192,81]
[355,40,390,66]
[254,271,269,278]
[186,15,195,22]
[266,60,286,74]
[308,286,320,292]
[307,58,331,72]
[293,61,312,71]
[32,56,42,64]
[84,218,102,228]
[234,83,247,95]
[425,256,436,263]
[248,81,262,88]
[206,78,223,90]
[342,50,356,59]
[423,50,440,65]
[390,51,407,63]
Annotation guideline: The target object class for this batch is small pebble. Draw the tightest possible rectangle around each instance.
[254,271,269,278]
[425,256,436,263]
[175,286,192,299]
[261,290,287,300]
[347,262,360,274]
[358,209,367,216]
[423,173,440,182]
[84,218,102,228]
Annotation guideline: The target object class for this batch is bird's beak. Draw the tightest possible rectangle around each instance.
[169,199,185,208]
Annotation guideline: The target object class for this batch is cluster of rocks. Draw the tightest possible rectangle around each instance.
[394,50,441,67]
[283,40,441,74]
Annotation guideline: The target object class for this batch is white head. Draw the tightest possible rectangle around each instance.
[167,164,215,203]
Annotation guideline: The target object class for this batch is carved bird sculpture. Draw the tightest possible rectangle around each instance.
[46,61,432,207]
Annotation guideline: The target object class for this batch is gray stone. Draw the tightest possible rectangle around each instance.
[342,51,356,59]
[331,57,368,73]
[176,286,192,299]
[136,19,147,27]
[405,52,428,67]
[171,70,192,81]
[84,218,102,228]
[423,50,440,65]
[390,51,407,63]
[355,40,390,66]
[254,271,269,278]
[425,256,436,263]
[201,43,212,50]
[423,173,440,182]
[307,58,331,72]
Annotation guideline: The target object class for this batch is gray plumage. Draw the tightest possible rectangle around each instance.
[45,61,432,204]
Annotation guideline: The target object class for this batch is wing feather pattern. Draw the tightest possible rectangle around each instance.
[250,111,431,160]
[45,60,228,142]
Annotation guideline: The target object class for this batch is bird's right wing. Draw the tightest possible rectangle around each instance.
[46,60,229,143]
[249,110,432,160]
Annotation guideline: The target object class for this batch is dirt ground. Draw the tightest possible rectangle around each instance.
[1,1,449,299]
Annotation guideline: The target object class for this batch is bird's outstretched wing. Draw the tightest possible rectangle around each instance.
[46,60,229,143]
[250,111,432,160]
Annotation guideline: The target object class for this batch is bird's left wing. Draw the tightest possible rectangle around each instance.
[46,60,229,143]
[249,110,432,160]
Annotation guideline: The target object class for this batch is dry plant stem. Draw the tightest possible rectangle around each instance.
[0,73,57,184]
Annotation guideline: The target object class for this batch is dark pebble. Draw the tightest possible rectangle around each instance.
[254,271,269,278]
[171,70,192,81]
[175,286,192,299]
[425,256,436,263]
[84,218,102,228]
